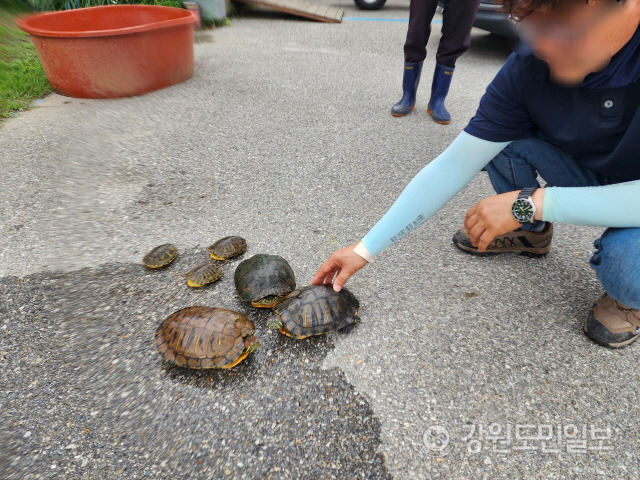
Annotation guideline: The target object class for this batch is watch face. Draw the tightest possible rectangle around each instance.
[512,199,534,223]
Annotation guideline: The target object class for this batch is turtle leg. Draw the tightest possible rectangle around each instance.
[267,315,284,329]
[338,322,357,334]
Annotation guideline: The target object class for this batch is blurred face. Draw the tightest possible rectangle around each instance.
[518,0,640,84]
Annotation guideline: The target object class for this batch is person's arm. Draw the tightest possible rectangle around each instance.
[459,179,640,253]
[313,132,510,290]
[542,181,640,227]
[359,131,510,257]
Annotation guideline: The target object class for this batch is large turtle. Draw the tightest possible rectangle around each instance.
[208,236,247,260]
[143,244,178,268]
[185,262,223,288]
[155,306,259,369]
[234,254,296,308]
[267,285,359,339]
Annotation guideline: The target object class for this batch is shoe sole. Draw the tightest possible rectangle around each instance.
[427,108,450,125]
[391,105,414,117]
[452,240,550,258]
[583,313,640,349]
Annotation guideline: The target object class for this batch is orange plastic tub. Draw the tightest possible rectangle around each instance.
[17,5,196,99]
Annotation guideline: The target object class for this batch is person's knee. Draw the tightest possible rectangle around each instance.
[488,138,539,167]
[591,228,640,308]
[485,138,536,182]
[504,138,549,158]
[486,145,513,174]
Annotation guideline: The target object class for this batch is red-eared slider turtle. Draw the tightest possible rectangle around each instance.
[143,244,178,268]
[267,285,359,339]
[185,263,223,288]
[155,306,259,369]
[209,236,248,260]
[234,254,296,308]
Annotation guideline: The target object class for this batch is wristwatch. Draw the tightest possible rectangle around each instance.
[511,187,537,224]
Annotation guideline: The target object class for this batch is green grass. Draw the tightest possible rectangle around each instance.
[0,1,52,120]
[0,0,184,120]
[0,0,230,120]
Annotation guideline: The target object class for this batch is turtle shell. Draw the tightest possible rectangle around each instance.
[272,285,359,339]
[155,306,259,369]
[234,254,296,308]
[143,244,178,268]
[185,262,223,288]
[208,236,248,260]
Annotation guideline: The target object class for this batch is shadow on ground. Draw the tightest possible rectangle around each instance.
[0,249,390,479]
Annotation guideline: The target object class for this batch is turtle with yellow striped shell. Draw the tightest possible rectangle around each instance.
[267,285,359,339]
[155,306,259,369]
[143,244,178,268]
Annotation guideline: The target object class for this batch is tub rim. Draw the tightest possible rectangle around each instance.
[16,4,197,39]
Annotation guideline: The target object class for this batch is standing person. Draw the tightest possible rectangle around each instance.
[314,0,640,349]
[391,0,481,124]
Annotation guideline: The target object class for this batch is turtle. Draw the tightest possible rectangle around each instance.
[234,254,296,308]
[267,285,360,339]
[155,306,259,369]
[208,236,248,261]
[185,262,223,288]
[143,243,178,268]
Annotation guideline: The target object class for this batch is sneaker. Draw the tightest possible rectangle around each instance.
[452,223,553,257]
[584,294,640,348]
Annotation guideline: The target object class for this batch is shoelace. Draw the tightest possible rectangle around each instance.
[613,299,635,311]
[613,300,640,320]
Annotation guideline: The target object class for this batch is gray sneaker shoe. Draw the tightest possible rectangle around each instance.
[584,294,640,348]
[452,223,553,257]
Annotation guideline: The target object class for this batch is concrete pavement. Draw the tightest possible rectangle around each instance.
[1,2,638,478]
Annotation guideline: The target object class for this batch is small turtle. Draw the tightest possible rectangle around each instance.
[208,236,248,260]
[267,285,359,339]
[143,244,178,269]
[185,262,223,288]
[234,254,296,308]
[155,306,259,369]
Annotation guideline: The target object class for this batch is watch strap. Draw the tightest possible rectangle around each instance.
[518,187,537,199]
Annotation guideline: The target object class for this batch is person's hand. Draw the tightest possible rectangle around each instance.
[312,242,369,292]
[464,189,545,252]
[464,191,521,252]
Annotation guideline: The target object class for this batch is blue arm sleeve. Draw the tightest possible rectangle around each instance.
[543,181,640,227]
[361,132,510,256]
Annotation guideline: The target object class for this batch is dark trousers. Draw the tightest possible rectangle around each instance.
[404,0,480,67]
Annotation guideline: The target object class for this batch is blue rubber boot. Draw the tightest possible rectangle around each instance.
[427,64,454,124]
[391,61,423,117]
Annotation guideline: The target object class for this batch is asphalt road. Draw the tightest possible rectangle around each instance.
[2,1,639,479]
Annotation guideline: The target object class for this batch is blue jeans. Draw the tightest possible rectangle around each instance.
[485,138,640,309]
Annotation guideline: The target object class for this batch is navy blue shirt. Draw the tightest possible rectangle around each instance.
[464,49,640,182]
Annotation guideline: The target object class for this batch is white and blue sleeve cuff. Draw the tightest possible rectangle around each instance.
[353,241,375,263]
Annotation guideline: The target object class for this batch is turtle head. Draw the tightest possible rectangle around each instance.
[266,315,283,330]
[251,295,284,308]
[244,336,260,353]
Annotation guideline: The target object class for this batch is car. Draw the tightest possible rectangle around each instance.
[353,0,387,10]
[472,0,517,37]
[353,0,518,39]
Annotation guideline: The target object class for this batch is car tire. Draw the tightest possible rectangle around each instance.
[353,0,387,10]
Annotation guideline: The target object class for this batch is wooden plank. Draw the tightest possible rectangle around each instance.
[307,4,322,16]
[317,5,332,18]
[295,0,321,17]
[233,0,343,23]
